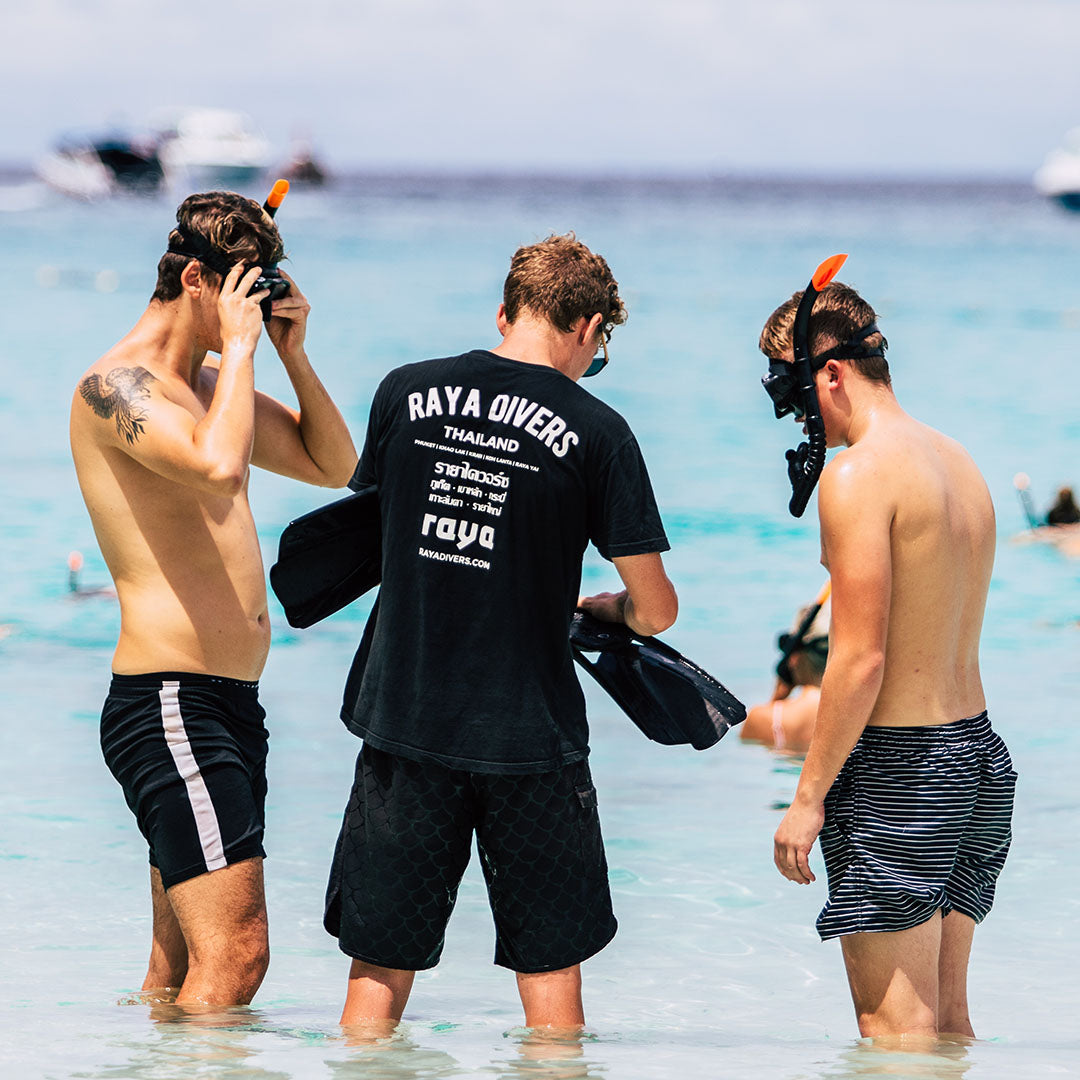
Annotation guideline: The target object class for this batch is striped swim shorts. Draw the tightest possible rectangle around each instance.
[817,711,1015,941]
[100,672,269,889]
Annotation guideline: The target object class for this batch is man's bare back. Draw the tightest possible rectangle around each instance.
[762,272,1014,1039]
[821,413,995,729]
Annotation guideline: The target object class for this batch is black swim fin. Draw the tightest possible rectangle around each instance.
[570,611,745,750]
[269,485,382,629]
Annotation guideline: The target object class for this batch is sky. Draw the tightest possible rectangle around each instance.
[6,0,1080,177]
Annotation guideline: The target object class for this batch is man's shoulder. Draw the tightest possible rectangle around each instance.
[817,445,894,525]
[382,352,478,384]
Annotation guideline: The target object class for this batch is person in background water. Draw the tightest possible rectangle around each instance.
[742,600,829,755]
[324,234,677,1031]
[1046,486,1080,526]
[759,278,1016,1038]
[70,192,356,1006]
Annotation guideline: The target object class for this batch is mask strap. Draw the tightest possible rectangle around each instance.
[166,227,236,277]
[810,321,887,366]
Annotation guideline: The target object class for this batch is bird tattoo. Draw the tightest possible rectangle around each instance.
[79,366,157,444]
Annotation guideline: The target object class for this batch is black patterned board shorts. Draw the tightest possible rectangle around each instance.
[817,711,1016,941]
[100,672,269,890]
[324,744,618,973]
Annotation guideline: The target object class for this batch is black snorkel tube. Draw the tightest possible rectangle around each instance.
[784,253,847,517]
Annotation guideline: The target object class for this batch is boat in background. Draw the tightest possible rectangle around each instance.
[157,108,271,189]
[280,136,329,186]
[1034,128,1080,210]
[36,133,164,200]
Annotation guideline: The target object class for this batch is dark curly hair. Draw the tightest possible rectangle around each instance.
[151,191,285,303]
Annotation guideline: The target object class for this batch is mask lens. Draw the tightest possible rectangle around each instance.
[762,362,800,419]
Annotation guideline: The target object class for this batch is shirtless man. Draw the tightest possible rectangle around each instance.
[70,191,356,1006]
[759,272,1016,1038]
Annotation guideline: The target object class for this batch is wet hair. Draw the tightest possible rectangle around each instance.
[151,191,285,303]
[1047,486,1080,525]
[503,233,627,337]
[759,282,890,386]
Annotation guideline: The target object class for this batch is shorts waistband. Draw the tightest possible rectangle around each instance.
[108,671,260,697]
[859,710,990,747]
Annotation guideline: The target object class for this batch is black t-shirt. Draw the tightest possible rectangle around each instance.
[341,349,669,773]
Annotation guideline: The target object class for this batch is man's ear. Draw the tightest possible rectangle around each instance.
[824,358,844,387]
[180,259,203,297]
[579,312,602,345]
[495,303,510,337]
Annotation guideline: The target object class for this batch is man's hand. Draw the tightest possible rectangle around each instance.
[577,590,627,624]
[264,270,310,362]
[218,265,268,355]
[773,798,823,884]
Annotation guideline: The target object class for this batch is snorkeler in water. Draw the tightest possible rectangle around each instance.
[742,591,829,755]
[1046,486,1080,525]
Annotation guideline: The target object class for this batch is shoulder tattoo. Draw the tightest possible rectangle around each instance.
[78,366,157,445]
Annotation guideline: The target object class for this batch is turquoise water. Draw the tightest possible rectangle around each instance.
[1,176,1078,1079]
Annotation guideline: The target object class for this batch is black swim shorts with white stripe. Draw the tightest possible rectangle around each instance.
[817,711,1016,940]
[324,744,618,973]
[99,672,269,889]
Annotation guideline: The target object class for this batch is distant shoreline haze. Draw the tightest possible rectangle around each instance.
[0,163,1040,191]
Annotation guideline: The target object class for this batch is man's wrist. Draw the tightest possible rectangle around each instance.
[220,339,256,363]
[791,786,827,809]
[278,347,309,367]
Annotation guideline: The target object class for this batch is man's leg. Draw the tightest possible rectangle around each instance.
[938,911,976,1037]
[839,913,942,1037]
[165,856,269,1006]
[340,959,415,1025]
[515,965,585,1029]
[143,867,188,995]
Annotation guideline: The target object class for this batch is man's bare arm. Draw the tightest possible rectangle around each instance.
[578,552,678,636]
[249,273,357,488]
[75,265,265,496]
[773,456,893,884]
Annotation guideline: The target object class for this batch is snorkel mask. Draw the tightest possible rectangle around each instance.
[167,179,291,322]
[762,254,885,517]
[774,580,831,683]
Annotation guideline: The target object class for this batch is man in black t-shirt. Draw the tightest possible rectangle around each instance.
[325,234,678,1029]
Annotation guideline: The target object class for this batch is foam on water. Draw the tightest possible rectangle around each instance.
[1,176,1077,1079]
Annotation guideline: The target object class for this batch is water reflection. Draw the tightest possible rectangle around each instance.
[822,1035,972,1080]
[326,1022,460,1079]
[493,1027,604,1080]
[83,1005,290,1080]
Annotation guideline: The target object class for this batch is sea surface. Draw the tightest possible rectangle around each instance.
[1,173,1078,1080]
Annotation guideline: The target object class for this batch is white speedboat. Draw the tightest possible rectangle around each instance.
[1034,128,1080,210]
[158,109,271,188]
